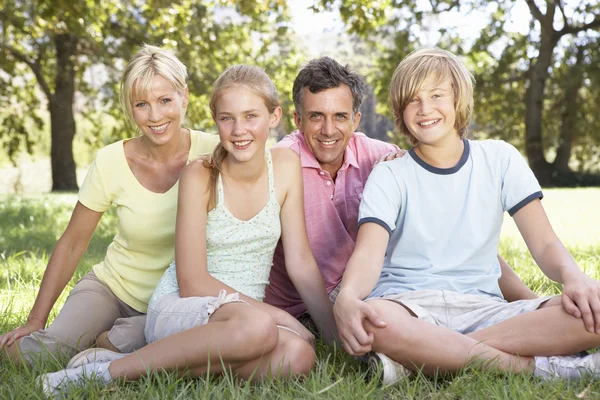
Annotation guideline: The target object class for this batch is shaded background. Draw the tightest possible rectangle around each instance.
[1,0,599,193]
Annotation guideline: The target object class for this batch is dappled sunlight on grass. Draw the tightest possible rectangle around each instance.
[499,188,600,296]
[0,194,118,335]
[1,190,599,399]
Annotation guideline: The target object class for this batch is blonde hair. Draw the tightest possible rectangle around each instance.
[204,65,280,206]
[120,44,188,132]
[389,47,475,146]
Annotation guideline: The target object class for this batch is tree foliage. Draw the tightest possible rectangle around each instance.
[0,0,300,191]
[315,0,600,185]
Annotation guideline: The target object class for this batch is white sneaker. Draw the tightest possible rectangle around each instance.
[67,348,128,369]
[36,362,112,398]
[534,353,600,380]
[368,352,411,386]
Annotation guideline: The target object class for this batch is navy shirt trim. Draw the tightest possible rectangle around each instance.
[409,139,470,175]
[508,191,544,216]
[358,217,392,236]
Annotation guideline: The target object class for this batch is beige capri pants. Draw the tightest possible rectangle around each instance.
[19,271,147,364]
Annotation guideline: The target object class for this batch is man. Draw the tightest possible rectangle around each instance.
[264,57,536,324]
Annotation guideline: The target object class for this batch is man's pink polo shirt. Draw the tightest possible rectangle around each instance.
[264,130,398,317]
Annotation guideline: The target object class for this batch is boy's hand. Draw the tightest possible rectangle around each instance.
[562,276,600,333]
[333,291,386,356]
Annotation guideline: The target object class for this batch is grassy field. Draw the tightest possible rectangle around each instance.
[1,189,599,399]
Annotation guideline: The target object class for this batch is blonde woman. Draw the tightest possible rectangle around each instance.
[0,45,218,364]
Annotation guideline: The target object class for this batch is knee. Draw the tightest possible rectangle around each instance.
[2,339,27,366]
[537,295,562,309]
[278,338,316,377]
[231,310,278,358]
[364,311,417,353]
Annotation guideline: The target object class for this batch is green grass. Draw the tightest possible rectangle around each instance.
[1,190,600,399]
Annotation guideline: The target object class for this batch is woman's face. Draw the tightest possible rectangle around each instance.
[131,74,188,146]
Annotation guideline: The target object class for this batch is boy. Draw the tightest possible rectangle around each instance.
[333,47,600,385]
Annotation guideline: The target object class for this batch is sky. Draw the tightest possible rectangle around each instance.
[288,0,533,53]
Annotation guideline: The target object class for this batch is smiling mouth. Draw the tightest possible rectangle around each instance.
[318,139,338,145]
[149,122,170,133]
[233,140,252,148]
[418,119,440,127]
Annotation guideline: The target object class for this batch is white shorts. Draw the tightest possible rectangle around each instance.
[368,290,553,334]
[145,290,300,344]
[145,290,245,344]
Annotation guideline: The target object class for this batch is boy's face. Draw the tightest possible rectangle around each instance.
[403,77,457,146]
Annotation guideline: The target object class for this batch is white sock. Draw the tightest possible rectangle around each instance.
[533,356,552,379]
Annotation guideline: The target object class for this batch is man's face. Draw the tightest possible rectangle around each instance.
[294,84,361,177]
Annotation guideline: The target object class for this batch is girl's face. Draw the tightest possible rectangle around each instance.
[131,75,188,146]
[402,77,458,147]
[214,85,281,163]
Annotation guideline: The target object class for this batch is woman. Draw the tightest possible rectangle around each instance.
[0,45,219,364]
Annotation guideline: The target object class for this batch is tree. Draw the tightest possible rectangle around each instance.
[314,0,600,185]
[509,0,599,184]
[0,0,298,191]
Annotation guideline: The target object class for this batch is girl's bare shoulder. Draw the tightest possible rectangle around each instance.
[180,157,212,187]
[270,147,300,171]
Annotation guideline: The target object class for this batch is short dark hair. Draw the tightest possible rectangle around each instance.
[292,57,365,116]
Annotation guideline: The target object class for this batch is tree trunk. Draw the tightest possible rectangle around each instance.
[554,46,584,173]
[49,33,78,191]
[357,85,377,138]
[524,29,558,186]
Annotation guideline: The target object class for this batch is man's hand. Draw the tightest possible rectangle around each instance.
[374,149,406,165]
[0,319,45,349]
[333,291,386,356]
[562,275,600,333]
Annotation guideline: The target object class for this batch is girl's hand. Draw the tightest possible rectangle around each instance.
[562,276,600,333]
[0,319,45,349]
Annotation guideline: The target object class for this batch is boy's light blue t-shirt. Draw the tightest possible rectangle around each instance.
[360,139,543,300]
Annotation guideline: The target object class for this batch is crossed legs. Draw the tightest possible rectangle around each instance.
[364,297,600,376]
[108,302,315,382]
